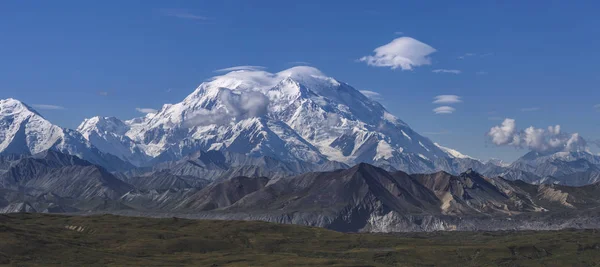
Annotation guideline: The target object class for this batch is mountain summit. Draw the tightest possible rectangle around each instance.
[77,66,461,171]
[0,99,132,171]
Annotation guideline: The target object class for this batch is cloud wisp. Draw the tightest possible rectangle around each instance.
[594,104,600,111]
[433,106,456,114]
[360,90,382,100]
[136,108,158,114]
[160,8,208,20]
[31,104,65,110]
[457,53,476,60]
[487,118,588,153]
[433,95,462,104]
[184,90,270,127]
[214,66,267,73]
[98,91,109,96]
[359,37,436,70]
[432,69,461,74]
[288,61,311,66]
[521,107,541,112]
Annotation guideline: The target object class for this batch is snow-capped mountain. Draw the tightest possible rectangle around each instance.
[0,99,132,171]
[477,150,600,186]
[78,66,459,172]
[77,116,150,166]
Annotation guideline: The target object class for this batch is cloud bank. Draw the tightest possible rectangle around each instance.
[487,118,588,153]
[359,37,436,70]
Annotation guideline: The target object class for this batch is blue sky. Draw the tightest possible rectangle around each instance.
[1,0,599,161]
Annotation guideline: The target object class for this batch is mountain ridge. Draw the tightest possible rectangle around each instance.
[71,66,461,172]
[1,150,600,232]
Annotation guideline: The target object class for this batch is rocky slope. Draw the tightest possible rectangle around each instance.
[4,151,600,232]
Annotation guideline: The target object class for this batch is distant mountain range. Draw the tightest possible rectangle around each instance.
[2,66,600,231]
[3,66,599,186]
[1,150,600,232]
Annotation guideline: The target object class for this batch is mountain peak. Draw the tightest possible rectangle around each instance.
[77,116,129,138]
[38,65,468,172]
[0,98,41,117]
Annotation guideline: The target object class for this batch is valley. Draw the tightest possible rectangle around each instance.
[1,213,599,266]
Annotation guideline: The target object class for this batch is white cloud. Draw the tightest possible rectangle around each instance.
[31,104,65,110]
[521,107,540,112]
[160,8,208,20]
[136,108,158,114]
[360,90,382,100]
[98,91,109,96]
[487,118,588,152]
[359,37,436,70]
[432,69,461,74]
[433,106,455,114]
[394,31,404,35]
[476,71,488,75]
[488,118,518,146]
[433,95,462,104]
[214,65,266,73]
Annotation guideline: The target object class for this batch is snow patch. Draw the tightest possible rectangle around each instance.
[434,142,476,160]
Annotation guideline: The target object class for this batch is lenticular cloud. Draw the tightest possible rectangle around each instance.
[359,37,437,70]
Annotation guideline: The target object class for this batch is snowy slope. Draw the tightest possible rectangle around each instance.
[77,116,150,166]
[0,99,133,171]
[76,66,459,172]
[434,143,476,160]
